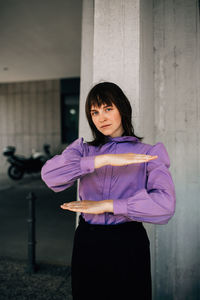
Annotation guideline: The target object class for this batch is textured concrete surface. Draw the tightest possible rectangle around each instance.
[0,79,61,174]
[0,0,82,82]
[80,1,200,299]
[153,1,200,299]
[0,257,72,300]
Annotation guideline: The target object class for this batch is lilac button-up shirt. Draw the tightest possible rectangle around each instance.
[41,136,176,225]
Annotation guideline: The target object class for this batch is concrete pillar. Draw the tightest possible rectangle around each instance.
[80,0,154,141]
[93,0,154,141]
[153,0,200,299]
[79,0,200,298]
[79,0,94,141]
[93,0,141,135]
[79,0,155,293]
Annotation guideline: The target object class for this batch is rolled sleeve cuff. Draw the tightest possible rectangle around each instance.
[113,198,128,216]
[80,156,95,174]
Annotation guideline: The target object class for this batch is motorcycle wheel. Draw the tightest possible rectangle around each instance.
[8,165,24,180]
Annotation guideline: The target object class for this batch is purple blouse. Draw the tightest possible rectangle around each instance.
[41,136,176,225]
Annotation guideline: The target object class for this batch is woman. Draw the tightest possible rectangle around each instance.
[41,82,176,300]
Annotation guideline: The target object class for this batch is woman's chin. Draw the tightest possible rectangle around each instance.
[99,129,112,135]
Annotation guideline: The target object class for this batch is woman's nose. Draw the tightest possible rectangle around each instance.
[98,113,107,122]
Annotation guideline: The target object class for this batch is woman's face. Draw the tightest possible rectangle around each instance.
[90,102,124,138]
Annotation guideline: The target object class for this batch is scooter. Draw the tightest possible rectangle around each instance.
[3,144,52,180]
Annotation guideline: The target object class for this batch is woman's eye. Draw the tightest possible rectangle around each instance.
[106,108,112,111]
[91,111,98,116]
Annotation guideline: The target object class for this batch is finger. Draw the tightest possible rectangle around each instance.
[146,155,158,160]
[134,155,157,159]
[61,203,80,209]
[60,204,70,210]
[60,204,83,212]
[135,157,157,163]
[134,155,158,160]
[126,156,158,164]
[65,207,83,212]
[60,203,77,210]
[61,201,78,206]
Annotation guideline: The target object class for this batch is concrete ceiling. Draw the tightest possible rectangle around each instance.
[0,0,82,83]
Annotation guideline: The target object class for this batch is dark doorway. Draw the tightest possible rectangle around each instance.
[60,78,80,144]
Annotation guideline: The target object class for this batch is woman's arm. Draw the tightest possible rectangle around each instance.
[113,143,176,224]
[60,140,176,223]
[42,137,157,193]
[41,138,95,192]
[61,199,114,214]
[61,152,158,214]
[95,152,157,168]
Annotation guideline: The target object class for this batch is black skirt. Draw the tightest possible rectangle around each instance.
[71,215,152,300]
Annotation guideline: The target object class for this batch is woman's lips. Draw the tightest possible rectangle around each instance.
[101,124,111,128]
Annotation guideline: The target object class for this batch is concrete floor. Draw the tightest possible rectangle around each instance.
[0,257,72,300]
[0,173,77,266]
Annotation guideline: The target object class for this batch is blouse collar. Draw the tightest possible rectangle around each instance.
[108,136,139,143]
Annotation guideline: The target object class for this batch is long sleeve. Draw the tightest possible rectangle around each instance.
[41,138,95,192]
[113,143,176,224]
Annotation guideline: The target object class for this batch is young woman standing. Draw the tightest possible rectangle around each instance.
[41,82,176,300]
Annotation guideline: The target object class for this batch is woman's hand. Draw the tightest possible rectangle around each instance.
[60,200,113,214]
[95,153,158,168]
[107,153,158,166]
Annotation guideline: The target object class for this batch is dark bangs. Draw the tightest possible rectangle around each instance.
[87,92,114,110]
[85,82,142,146]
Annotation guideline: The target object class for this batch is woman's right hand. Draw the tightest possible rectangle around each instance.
[95,153,158,168]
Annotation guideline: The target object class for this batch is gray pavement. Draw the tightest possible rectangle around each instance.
[0,257,72,300]
[0,172,76,266]
[0,172,76,298]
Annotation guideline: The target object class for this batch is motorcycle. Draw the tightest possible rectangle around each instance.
[3,144,52,180]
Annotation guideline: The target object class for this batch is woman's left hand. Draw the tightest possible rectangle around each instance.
[60,200,113,214]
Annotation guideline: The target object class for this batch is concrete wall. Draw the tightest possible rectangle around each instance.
[0,80,61,174]
[80,0,200,299]
[1,0,199,297]
[79,0,94,141]
[0,0,82,172]
[93,0,141,135]
[0,0,82,82]
[79,0,157,288]
[153,0,200,299]
[140,0,154,143]
[80,0,152,138]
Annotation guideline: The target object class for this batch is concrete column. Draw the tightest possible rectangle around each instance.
[79,0,94,141]
[80,0,154,141]
[93,0,151,138]
[79,0,200,298]
[153,0,200,299]
[79,0,155,290]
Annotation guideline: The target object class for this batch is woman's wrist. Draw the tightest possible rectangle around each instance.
[102,200,114,213]
[94,154,109,168]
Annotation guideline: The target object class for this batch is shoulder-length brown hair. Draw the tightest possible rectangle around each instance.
[85,82,142,146]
